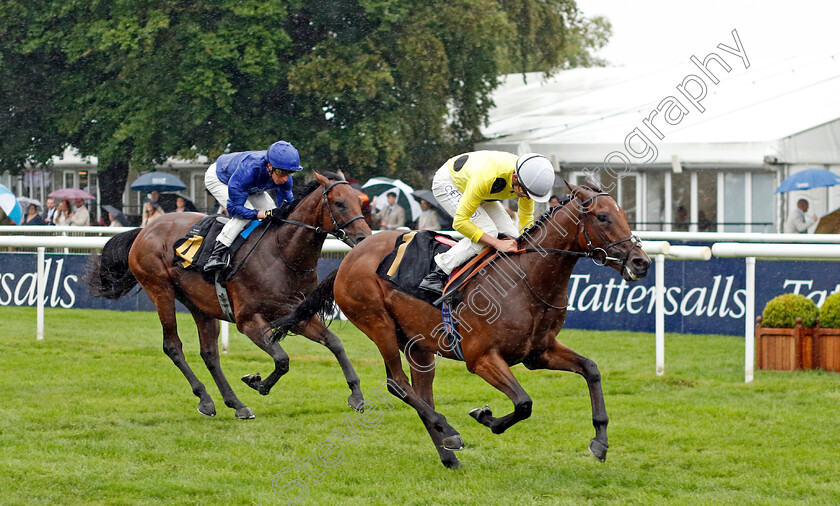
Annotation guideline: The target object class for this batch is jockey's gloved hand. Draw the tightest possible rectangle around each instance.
[264,208,285,222]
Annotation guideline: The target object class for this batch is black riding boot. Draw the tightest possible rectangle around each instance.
[203,242,230,272]
[419,266,448,295]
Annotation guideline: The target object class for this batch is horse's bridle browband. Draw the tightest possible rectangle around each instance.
[279,180,365,243]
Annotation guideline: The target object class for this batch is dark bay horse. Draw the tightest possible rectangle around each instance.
[88,171,371,419]
[274,183,650,468]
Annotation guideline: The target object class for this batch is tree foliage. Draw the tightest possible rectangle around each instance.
[0,0,611,195]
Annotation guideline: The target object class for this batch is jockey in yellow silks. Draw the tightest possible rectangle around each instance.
[418,151,555,294]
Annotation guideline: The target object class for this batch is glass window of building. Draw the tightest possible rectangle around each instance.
[670,172,690,231]
[723,172,747,232]
[645,172,665,231]
[751,172,775,233]
[697,170,717,232]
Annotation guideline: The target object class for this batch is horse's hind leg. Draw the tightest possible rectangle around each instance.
[293,317,364,411]
[409,350,461,469]
[236,314,291,396]
[357,317,464,456]
[467,351,533,435]
[528,340,609,462]
[192,312,254,420]
[146,286,216,416]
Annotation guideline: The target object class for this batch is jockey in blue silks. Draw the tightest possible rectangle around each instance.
[203,140,303,271]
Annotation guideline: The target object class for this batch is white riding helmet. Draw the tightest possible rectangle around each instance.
[515,153,554,203]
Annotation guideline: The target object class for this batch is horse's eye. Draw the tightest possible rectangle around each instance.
[335,201,346,209]
[597,214,609,223]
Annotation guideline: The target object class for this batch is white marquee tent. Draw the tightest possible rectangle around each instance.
[477,51,840,232]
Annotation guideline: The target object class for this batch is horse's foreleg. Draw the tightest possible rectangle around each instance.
[295,318,364,412]
[193,313,254,419]
[148,288,215,416]
[409,350,461,469]
[528,340,609,462]
[467,352,533,435]
[237,314,290,396]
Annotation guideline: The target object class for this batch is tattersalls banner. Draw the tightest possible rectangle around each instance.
[1,251,838,336]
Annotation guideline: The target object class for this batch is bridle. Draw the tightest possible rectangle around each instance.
[575,191,642,272]
[279,180,365,246]
[518,190,641,271]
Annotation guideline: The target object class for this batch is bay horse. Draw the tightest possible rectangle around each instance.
[274,183,650,468]
[88,171,371,419]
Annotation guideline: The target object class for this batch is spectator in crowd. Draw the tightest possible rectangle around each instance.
[21,204,45,225]
[44,198,57,224]
[784,198,818,233]
[174,196,188,213]
[372,192,405,230]
[69,198,90,226]
[54,200,72,226]
[548,195,561,208]
[141,199,165,227]
[416,198,441,230]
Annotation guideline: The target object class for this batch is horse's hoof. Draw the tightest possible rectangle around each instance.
[441,434,465,451]
[235,406,256,419]
[347,394,365,413]
[469,405,492,425]
[197,401,216,417]
[442,457,462,470]
[241,373,262,391]
[588,438,608,462]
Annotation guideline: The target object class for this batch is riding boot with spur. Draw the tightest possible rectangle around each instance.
[204,242,230,272]
[419,266,448,295]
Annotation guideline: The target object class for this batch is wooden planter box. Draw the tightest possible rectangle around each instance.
[814,326,840,372]
[755,317,815,371]
[756,317,840,372]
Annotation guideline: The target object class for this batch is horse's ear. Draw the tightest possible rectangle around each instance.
[336,169,346,181]
[312,171,330,188]
[564,179,574,192]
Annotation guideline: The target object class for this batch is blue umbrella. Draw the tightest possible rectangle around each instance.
[775,168,840,194]
[130,172,187,193]
[0,184,23,225]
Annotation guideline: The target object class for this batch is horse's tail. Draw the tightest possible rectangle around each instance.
[87,228,142,300]
[271,268,338,342]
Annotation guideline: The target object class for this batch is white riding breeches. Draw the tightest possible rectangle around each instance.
[430,165,519,274]
[205,164,276,247]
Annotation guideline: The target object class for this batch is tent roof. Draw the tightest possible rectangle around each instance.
[477,52,840,165]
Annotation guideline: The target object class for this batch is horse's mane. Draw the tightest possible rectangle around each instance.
[518,182,605,241]
[291,171,345,202]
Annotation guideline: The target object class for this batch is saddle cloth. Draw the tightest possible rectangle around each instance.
[375,230,495,308]
[172,215,265,277]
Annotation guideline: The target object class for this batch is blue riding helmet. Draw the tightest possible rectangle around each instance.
[267,141,303,171]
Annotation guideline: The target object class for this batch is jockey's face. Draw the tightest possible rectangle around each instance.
[268,163,291,184]
[511,174,529,199]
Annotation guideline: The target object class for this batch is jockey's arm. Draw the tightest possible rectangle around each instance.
[454,177,518,253]
[226,171,259,220]
[516,196,536,232]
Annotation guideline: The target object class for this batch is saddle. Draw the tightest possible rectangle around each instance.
[375,230,499,308]
[172,215,267,281]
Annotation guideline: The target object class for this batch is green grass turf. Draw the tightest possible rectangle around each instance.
[1,306,839,505]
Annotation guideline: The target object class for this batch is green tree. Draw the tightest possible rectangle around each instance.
[0,0,610,200]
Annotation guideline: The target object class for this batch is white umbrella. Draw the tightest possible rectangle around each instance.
[361,177,422,222]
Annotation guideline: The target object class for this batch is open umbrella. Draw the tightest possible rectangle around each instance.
[130,172,187,193]
[158,192,199,213]
[361,177,422,222]
[102,205,129,227]
[17,196,42,211]
[411,190,445,213]
[0,184,23,225]
[775,168,840,194]
[49,188,96,200]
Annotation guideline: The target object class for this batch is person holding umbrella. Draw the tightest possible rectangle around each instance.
[784,198,818,234]
[103,205,128,227]
[21,204,45,225]
[69,198,90,226]
[372,191,406,230]
[203,140,301,271]
[415,195,441,230]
